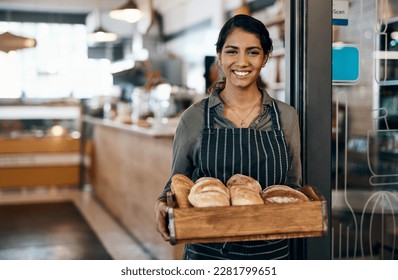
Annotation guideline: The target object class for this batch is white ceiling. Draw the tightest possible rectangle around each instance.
[0,0,186,14]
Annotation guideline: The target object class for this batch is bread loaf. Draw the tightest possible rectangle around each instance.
[230,186,263,205]
[190,177,230,197]
[227,174,263,206]
[188,177,230,207]
[261,185,309,204]
[226,174,262,193]
[170,174,194,208]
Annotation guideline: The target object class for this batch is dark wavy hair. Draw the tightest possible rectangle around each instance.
[208,14,273,94]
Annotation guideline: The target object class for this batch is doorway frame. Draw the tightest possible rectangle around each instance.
[286,0,332,259]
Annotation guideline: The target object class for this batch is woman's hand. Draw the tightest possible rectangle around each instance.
[154,199,170,241]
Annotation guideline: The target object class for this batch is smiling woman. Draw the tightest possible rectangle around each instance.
[155,14,303,260]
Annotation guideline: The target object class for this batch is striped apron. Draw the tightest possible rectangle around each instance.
[183,97,291,260]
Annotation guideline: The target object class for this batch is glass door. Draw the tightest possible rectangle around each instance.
[332,0,398,259]
[286,0,332,259]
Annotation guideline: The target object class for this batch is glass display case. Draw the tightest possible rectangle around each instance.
[0,101,83,188]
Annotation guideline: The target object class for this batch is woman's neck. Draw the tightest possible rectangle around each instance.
[221,84,261,105]
[219,85,263,128]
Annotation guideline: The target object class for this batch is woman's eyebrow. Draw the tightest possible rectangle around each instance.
[247,46,262,51]
[224,45,238,49]
[224,45,262,51]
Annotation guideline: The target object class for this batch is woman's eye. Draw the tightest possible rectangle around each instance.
[225,50,237,54]
[248,51,260,56]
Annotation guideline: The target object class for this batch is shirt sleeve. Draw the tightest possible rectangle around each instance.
[284,111,302,189]
[157,98,206,200]
[157,115,195,200]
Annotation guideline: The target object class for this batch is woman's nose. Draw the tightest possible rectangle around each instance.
[236,54,249,66]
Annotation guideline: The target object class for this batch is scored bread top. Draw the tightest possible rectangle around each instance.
[261,185,309,203]
[226,174,262,193]
[230,186,263,205]
[188,191,230,207]
[188,177,230,207]
[171,174,194,190]
[191,177,230,198]
[170,174,195,208]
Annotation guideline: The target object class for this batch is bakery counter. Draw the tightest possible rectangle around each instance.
[83,116,178,138]
[84,116,183,260]
[0,102,82,188]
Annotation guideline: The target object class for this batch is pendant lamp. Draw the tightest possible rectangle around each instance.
[88,10,118,43]
[88,26,118,43]
[109,0,142,23]
[0,31,37,53]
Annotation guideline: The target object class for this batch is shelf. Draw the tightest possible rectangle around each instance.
[0,103,83,188]
[0,105,81,120]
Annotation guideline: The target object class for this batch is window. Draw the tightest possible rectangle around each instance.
[0,21,113,99]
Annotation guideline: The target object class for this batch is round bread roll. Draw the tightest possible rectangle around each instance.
[190,177,230,198]
[261,185,309,204]
[230,186,263,206]
[188,177,230,207]
[170,174,194,208]
[226,174,262,193]
[188,191,230,207]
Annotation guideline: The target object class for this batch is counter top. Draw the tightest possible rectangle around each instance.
[0,104,81,120]
[83,116,177,138]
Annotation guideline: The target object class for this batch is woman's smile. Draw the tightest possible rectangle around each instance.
[232,70,250,77]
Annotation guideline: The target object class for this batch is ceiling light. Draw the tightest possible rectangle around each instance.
[88,26,118,43]
[391,31,398,40]
[88,7,118,43]
[109,0,142,23]
[0,32,37,53]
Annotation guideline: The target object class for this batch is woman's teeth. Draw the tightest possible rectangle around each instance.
[234,71,249,77]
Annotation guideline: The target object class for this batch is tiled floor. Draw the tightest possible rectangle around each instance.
[0,185,153,260]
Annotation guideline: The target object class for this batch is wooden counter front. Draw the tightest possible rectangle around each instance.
[0,137,81,188]
[88,119,183,260]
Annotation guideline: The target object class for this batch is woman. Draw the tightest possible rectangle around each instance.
[155,14,302,260]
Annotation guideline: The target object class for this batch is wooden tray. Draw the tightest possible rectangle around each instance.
[167,185,328,245]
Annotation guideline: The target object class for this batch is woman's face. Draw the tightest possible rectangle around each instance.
[218,28,268,90]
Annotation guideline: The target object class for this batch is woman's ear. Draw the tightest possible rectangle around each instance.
[217,53,222,66]
[262,54,269,67]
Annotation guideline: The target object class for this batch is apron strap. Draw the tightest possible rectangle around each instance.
[269,100,282,131]
[204,98,214,129]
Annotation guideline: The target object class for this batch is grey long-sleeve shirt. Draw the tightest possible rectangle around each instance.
[158,89,302,200]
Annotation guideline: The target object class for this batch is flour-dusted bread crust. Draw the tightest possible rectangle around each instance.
[188,177,230,207]
[230,186,263,206]
[170,174,195,208]
[226,174,263,206]
[226,174,262,193]
[191,177,230,197]
[261,185,309,204]
[188,191,230,207]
